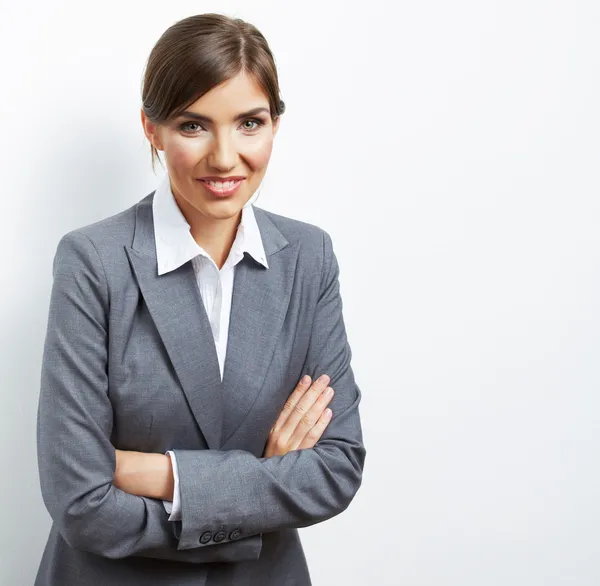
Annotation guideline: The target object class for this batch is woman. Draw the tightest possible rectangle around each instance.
[35,13,365,586]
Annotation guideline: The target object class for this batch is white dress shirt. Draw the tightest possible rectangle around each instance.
[151,173,268,521]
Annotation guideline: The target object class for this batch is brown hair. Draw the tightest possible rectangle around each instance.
[141,13,286,171]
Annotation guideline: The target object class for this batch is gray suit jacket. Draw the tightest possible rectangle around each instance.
[35,191,366,586]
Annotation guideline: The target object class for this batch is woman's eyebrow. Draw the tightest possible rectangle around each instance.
[178,107,270,123]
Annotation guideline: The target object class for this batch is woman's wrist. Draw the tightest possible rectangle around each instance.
[114,450,174,501]
[149,452,175,501]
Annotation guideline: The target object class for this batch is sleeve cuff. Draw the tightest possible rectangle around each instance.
[162,450,182,521]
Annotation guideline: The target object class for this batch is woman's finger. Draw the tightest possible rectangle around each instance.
[279,374,330,440]
[269,375,312,435]
[289,385,334,449]
[297,408,332,450]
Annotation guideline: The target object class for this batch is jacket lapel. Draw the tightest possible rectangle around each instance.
[221,217,299,444]
[123,194,297,450]
[125,194,223,449]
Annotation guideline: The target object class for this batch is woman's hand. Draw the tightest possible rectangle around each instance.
[113,449,174,501]
[263,374,334,458]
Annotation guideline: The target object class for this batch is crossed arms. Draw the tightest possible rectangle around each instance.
[37,229,365,564]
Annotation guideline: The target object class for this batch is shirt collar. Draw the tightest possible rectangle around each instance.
[152,173,268,275]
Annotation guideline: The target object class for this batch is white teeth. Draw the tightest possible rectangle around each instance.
[206,180,237,189]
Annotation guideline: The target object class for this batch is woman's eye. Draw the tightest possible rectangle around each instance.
[180,122,204,133]
[179,119,265,133]
[242,118,265,131]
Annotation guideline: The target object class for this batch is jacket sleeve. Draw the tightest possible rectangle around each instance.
[173,229,366,551]
[36,231,262,563]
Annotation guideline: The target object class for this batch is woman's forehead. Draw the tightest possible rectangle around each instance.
[183,72,271,119]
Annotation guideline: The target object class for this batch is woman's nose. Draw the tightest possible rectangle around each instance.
[207,133,238,171]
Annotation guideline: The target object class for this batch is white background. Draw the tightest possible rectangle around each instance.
[1,1,599,584]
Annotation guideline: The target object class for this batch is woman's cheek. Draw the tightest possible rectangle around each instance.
[244,138,274,170]
[165,136,202,170]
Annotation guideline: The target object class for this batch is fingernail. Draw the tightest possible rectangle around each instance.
[325,387,334,398]
[301,375,310,385]
[318,374,329,383]
[325,408,332,418]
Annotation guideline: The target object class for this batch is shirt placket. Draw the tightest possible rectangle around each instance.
[211,267,223,343]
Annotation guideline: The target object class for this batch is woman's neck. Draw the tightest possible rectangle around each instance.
[189,215,240,270]
[171,186,242,270]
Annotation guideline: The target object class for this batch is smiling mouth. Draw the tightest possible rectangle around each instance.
[197,178,244,197]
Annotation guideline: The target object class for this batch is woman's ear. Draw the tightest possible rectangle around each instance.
[140,109,164,151]
[272,116,281,138]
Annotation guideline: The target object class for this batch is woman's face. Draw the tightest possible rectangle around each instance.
[142,71,280,224]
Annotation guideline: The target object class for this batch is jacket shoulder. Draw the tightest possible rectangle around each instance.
[253,207,336,286]
[255,207,329,247]
[57,193,152,256]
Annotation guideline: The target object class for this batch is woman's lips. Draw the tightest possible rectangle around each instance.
[197,178,244,198]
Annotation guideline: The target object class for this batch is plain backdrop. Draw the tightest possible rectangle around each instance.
[1,1,599,584]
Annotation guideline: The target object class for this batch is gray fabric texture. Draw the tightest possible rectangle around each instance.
[35,191,366,585]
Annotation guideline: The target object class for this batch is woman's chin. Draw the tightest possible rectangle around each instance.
[198,199,245,220]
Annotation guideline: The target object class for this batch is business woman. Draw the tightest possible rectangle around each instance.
[35,13,365,586]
